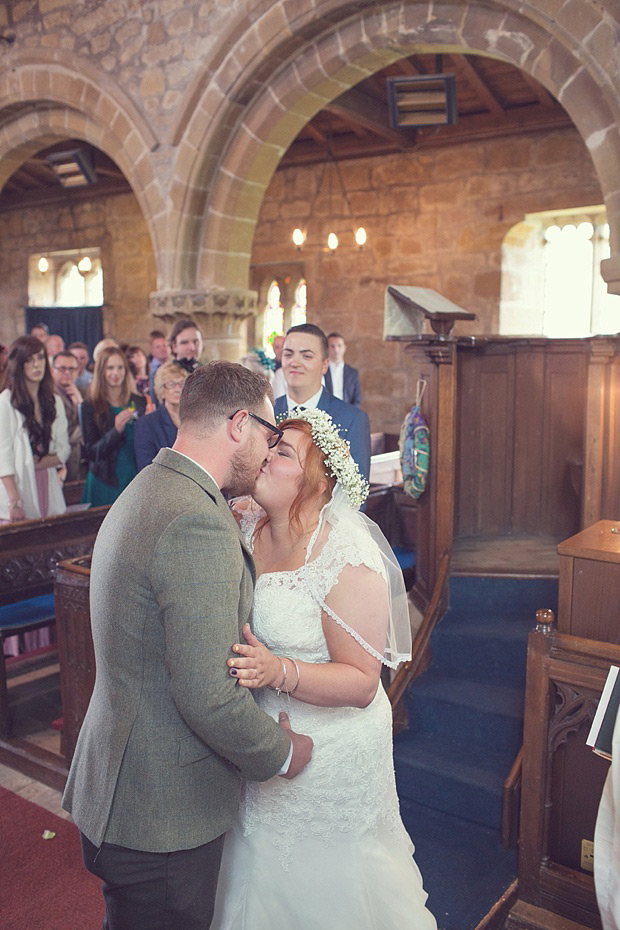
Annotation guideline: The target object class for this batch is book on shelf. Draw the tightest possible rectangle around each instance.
[587,665,620,762]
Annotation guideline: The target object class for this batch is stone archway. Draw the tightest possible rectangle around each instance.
[0,53,166,284]
[168,0,620,303]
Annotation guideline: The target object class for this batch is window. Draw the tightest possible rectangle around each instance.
[500,207,620,337]
[29,248,103,307]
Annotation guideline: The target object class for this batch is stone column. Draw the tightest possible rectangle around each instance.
[149,288,258,362]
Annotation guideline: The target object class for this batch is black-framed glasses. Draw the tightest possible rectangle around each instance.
[229,410,283,449]
[53,365,78,373]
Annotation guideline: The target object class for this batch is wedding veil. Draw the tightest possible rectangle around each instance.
[304,483,412,670]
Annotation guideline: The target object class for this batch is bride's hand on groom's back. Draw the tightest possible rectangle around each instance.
[228,623,281,688]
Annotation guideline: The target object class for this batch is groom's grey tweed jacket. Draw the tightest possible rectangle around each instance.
[62,448,290,852]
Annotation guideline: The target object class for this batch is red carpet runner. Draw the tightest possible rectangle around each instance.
[0,785,104,930]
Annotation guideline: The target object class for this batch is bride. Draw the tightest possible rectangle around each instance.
[212,409,436,929]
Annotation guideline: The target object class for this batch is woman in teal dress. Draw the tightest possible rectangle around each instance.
[79,346,146,506]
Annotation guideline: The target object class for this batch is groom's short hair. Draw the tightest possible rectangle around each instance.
[179,360,273,432]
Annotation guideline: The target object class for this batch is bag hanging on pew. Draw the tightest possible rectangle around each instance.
[399,380,429,500]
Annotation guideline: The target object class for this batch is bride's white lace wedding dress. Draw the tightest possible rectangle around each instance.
[211,509,436,930]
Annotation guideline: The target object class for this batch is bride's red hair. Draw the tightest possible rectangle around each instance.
[255,418,336,538]
[280,419,336,533]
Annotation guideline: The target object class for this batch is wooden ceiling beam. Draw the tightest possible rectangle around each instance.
[454,55,505,116]
[281,105,572,167]
[325,87,416,149]
[304,123,327,144]
[0,176,132,211]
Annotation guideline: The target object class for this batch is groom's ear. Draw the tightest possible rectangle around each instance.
[227,409,248,445]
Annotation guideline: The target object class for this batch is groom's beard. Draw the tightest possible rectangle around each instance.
[227,438,263,498]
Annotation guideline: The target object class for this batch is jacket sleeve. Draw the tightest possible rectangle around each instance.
[134,412,158,471]
[79,401,123,466]
[347,407,371,482]
[152,511,290,781]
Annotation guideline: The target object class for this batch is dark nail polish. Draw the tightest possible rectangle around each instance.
[230,668,238,676]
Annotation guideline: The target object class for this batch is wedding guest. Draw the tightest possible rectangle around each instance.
[68,341,93,394]
[92,337,119,363]
[147,329,170,405]
[125,345,152,405]
[325,331,361,407]
[0,336,70,523]
[46,333,65,365]
[274,323,371,481]
[170,319,203,373]
[30,322,49,344]
[80,347,146,506]
[0,336,70,652]
[148,330,170,375]
[51,350,84,481]
[134,361,188,470]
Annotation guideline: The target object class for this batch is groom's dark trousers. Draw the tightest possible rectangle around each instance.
[81,833,225,930]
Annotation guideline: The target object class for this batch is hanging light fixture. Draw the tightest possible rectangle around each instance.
[291,135,367,252]
[38,256,49,273]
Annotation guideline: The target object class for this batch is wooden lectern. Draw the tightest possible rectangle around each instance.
[557,520,620,643]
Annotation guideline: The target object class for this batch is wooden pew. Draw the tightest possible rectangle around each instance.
[0,506,109,788]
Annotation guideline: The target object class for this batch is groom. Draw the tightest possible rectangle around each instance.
[63,361,313,930]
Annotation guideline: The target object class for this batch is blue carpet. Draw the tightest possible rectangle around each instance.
[395,577,558,930]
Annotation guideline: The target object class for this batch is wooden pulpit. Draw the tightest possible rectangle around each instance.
[557,520,620,643]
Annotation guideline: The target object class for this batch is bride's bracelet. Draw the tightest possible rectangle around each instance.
[274,657,300,696]
[287,658,300,695]
[274,658,287,695]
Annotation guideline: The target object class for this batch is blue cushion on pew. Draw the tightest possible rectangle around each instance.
[0,594,55,633]
[392,546,416,571]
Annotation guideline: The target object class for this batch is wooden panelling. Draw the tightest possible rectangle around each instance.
[513,347,545,534]
[541,348,586,539]
[455,340,586,540]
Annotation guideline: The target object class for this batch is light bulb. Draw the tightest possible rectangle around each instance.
[38,256,49,273]
[355,227,367,248]
[327,232,338,251]
[78,255,92,273]
[292,228,304,248]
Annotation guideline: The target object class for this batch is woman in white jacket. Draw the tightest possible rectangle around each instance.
[0,335,70,650]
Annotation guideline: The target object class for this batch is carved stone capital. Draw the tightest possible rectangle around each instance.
[149,288,257,320]
[601,255,620,297]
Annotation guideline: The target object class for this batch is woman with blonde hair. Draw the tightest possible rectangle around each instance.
[134,360,188,470]
[80,346,146,505]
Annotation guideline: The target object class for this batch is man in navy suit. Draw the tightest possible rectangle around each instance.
[274,324,371,481]
[324,332,361,408]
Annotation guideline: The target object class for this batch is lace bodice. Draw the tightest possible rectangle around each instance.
[235,505,407,870]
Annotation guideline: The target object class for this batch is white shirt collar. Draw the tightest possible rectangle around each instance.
[285,385,324,411]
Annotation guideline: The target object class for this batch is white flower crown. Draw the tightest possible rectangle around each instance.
[278,407,369,508]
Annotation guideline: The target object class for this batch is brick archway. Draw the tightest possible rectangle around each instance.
[170,0,620,295]
[0,54,165,282]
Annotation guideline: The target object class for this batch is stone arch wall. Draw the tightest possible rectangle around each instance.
[169,0,620,298]
[0,53,164,282]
